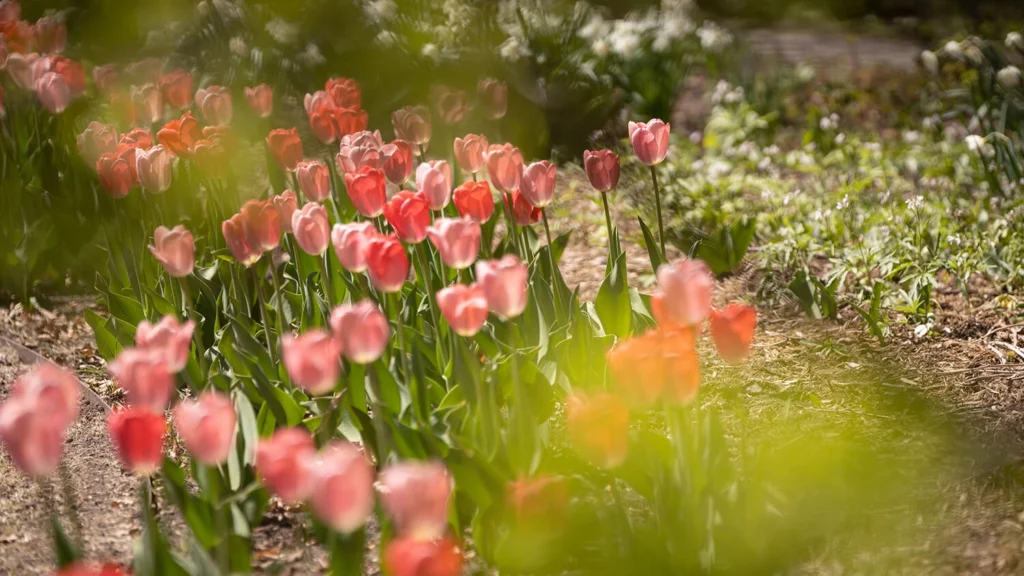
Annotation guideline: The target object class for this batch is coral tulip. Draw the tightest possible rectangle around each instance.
[108,348,175,412]
[478,78,508,120]
[296,161,331,202]
[172,391,237,466]
[119,127,153,150]
[427,217,480,270]
[77,121,118,165]
[485,143,523,194]
[244,83,273,118]
[392,105,431,147]
[54,563,130,576]
[222,214,261,267]
[475,255,528,319]
[291,202,331,255]
[709,304,757,364]
[35,71,69,114]
[365,235,409,293]
[583,149,620,192]
[436,284,488,337]
[655,258,714,327]
[453,134,489,174]
[135,315,195,373]
[505,189,541,226]
[34,15,66,54]
[136,145,172,193]
[519,160,557,208]
[416,160,452,210]
[308,108,337,144]
[281,329,342,395]
[9,364,80,431]
[452,181,495,223]
[256,428,315,503]
[382,139,414,184]
[157,112,202,157]
[333,107,369,139]
[384,191,431,244]
[326,77,361,108]
[148,225,194,278]
[628,119,670,166]
[272,190,298,234]
[566,393,628,469]
[431,85,471,125]
[0,395,67,476]
[332,221,378,273]
[158,69,192,110]
[266,128,303,171]
[240,199,282,253]
[52,57,85,96]
[379,461,453,539]
[96,152,135,198]
[385,537,462,576]
[329,301,390,364]
[308,441,375,533]
[133,83,162,124]
[344,166,387,218]
[107,407,165,475]
[92,64,120,94]
[304,90,334,117]
[194,85,232,125]
[508,476,569,527]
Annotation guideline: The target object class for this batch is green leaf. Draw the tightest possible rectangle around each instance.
[638,216,665,273]
[161,458,218,549]
[328,529,365,576]
[233,391,259,466]
[84,309,120,361]
[595,251,632,339]
[51,515,80,568]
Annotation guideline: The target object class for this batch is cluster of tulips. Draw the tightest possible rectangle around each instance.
[0,2,84,115]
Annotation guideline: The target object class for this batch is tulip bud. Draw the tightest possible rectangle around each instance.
[108,347,175,411]
[296,160,332,202]
[366,235,410,293]
[427,217,480,270]
[148,225,194,278]
[431,85,471,125]
[244,83,273,118]
[308,442,376,533]
[93,64,121,94]
[566,393,628,469]
[505,189,541,226]
[478,78,508,120]
[52,57,86,97]
[583,149,620,192]
[415,160,453,210]
[291,202,331,255]
[133,83,163,124]
[194,85,233,126]
[384,536,462,576]
[475,255,528,319]
[655,258,714,327]
[436,284,488,337]
[35,71,70,114]
[240,199,282,253]
[519,160,557,208]
[157,112,202,157]
[119,127,153,150]
[379,460,453,539]
[485,143,523,194]
[452,181,495,223]
[998,65,1021,90]
[136,145,172,193]
[256,428,315,503]
[108,407,165,475]
[77,122,118,166]
[507,476,569,527]
[382,139,414,184]
[344,166,387,218]
[326,77,362,108]
[159,70,193,110]
[266,128,303,171]
[709,303,757,364]
[34,15,67,54]
[281,329,342,395]
[384,191,432,244]
[392,105,431,146]
[135,315,195,372]
[96,152,135,198]
[272,190,298,233]
[332,221,379,273]
[172,391,237,466]
[628,119,670,166]
[329,301,390,364]
[9,364,81,431]
[222,214,262,267]
[453,134,489,174]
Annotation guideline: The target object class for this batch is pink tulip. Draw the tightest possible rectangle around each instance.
[96,151,135,198]
[6,52,38,89]
[655,258,714,327]
[133,83,163,124]
[709,304,757,364]
[281,330,342,395]
[296,160,332,202]
[382,139,414,184]
[159,69,193,110]
[453,134,489,174]
[308,441,376,533]
[326,77,361,108]
[34,15,66,54]
[9,364,81,430]
[329,301,389,364]
[519,160,557,208]
[628,119,670,166]
[304,90,334,117]
[195,85,233,126]
[379,460,453,539]
[384,191,431,244]
[244,83,273,118]
[366,235,410,293]
[336,144,383,174]
[385,536,463,576]
[172,391,237,466]
[148,225,194,278]
[0,394,66,476]
[332,221,378,273]
[431,85,471,125]
[272,190,298,234]
[0,0,20,21]
[135,315,195,372]
[266,128,303,171]
[485,143,523,194]
[108,407,165,475]
[392,105,432,147]
[478,78,508,120]
[344,166,387,218]
[583,149,620,192]
[77,122,118,167]
[136,145,172,193]
[452,181,495,223]
[108,347,175,411]
[415,160,452,210]
[291,202,331,256]
[35,71,70,114]
[341,130,385,148]
[52,56,85,96]
[222,214,261,267]
[436,284,488,337]
[241,199,282,253]
[92,63,121,94]
[256,427,316,503]
[427,217,480,270]
[475,255,528,319]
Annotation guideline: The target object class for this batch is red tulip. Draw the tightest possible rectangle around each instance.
[135,315,195,373]
[148,225,194,278]
[77,121,118,166]
[308,441,375,533]
[566,392,628,469]
[0,0,20,22]
[709,304,757,364]
[0,395,67,477]
[384,536,462,576]
[256,428,315,503]
[382,139,415,184]
[485,143,523,194]
[297,160,332,202]
[34,15,66,54]
[344,166,387,218]
[384,191,431,244]
[9,364,80,430]
[53,562,130,576]
[266,128,303,171]
[520,160,557,208]
[329,301,390,364]
[333,107,369,139]
[583,149,620,192]
[272,190,298,234]
[96,152,135,198]
[133,83,162,124]
[136,145,172,193]
[453,134,489,174]
[158,69,192,110]
[240,199,282,253]
[195,85,232,125]
[35,71,69,113]
[119,127,153,150]
[304,90,334,117]
[308,108,337,144]
[505,189,541,226]
[379,460,453,539]
[392,105,431,146]
[475,255,528,319]
[244,83,273,118]
[172,391,237,466]
[332,221,378,273]
[431,85,471,125]
[655,258,714,327]
[452,181,495,223]
[108,347,175,411]
[292,202,331,255]
[436,284,488,337]
[326,76,361,108]
[52,57,85,96]
[427,217,480,270]
[107,406,165,475]
[628,119,670,166]
[157,112,202,157]
[222,214,261,267]
[478,78,508,120]
[366,235,409,293]
[415,160,452,210]
[507,476,568,527]
[92,64,121,94]
[281,329,342,395]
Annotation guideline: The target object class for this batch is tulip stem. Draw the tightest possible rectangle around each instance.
[541,209,564,320]
[366,362,393,464]
[269,262,287,339]
[600,190,615,247]
[414,243,446,368]
[206,466,230,572]
[388,292,423,426]
[179,276,208,382]
[500,192,524,258]
[319,252,334,308]
[650,165,666,257]
[252,266,277,364]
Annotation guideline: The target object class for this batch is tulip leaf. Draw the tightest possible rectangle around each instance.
[160,459,218,550]
[84,308,121,361]
[143,285,177,317]
[107,290,145,326]
[346,363,368,413]
[233,391,259,466]
[51,515,80,568]
[595,251,632,339]
[328,529,365,576]
[638,216,666,273]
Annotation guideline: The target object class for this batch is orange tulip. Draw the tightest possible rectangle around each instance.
[266,127,303,171]
[157,112,202,157]
[244,83,273,118]
[158,69,192,110]
[566,392,629,469]
[709,304,757,364]
[326,76,361,108]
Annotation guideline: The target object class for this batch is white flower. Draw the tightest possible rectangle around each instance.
[1006,31,1023,52]
[997,66,1021,89]
[835,195,850,210]
[963,44,984,66]
[652,32,672,53]
[578,14,608,40]
[376,30,396,47]
[696,21,731,52]
[920,50,938,74]
[913,323,931,339]
[609,23,641,58]
[421,43,441,61]
[964,134,986,152]
[906,195,924,210]
[592,38,610,58]
[795,63,815,82]
[364,0,397,23]
[299,43,325,66]
[834,133,846,145]
[942,40,961,57]
[265,18,299,44]
[499,37,530,61]
[229,36,247,56]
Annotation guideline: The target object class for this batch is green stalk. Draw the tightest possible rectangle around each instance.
[206,466,230,572]
[388,292,425,426]
[319,251,334,308]
[366,361,393,464]
[269,261,287,339]
[251,265,277,364]
[414,243,445,368]
[600,190,615,247]
[541,209,564,320]
[650,165,666,257]
[179,276,208,383]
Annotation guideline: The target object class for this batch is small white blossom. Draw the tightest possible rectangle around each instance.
[943,40,961,57]
[906,195,924,211]
[499,37,530,61]
[266,18,299,44]
[229,36,248,56]
[920,50,939,74]
[376,30,396,47]
[1006,31,1023,52]
[592,38,610,58]
[997,66,1021,89]
[913,323,932,339]
[696,21,731,52]
[364,0,397,23]
[421,43,441,61]
[578,14,609,41]
[299,43,325,66]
